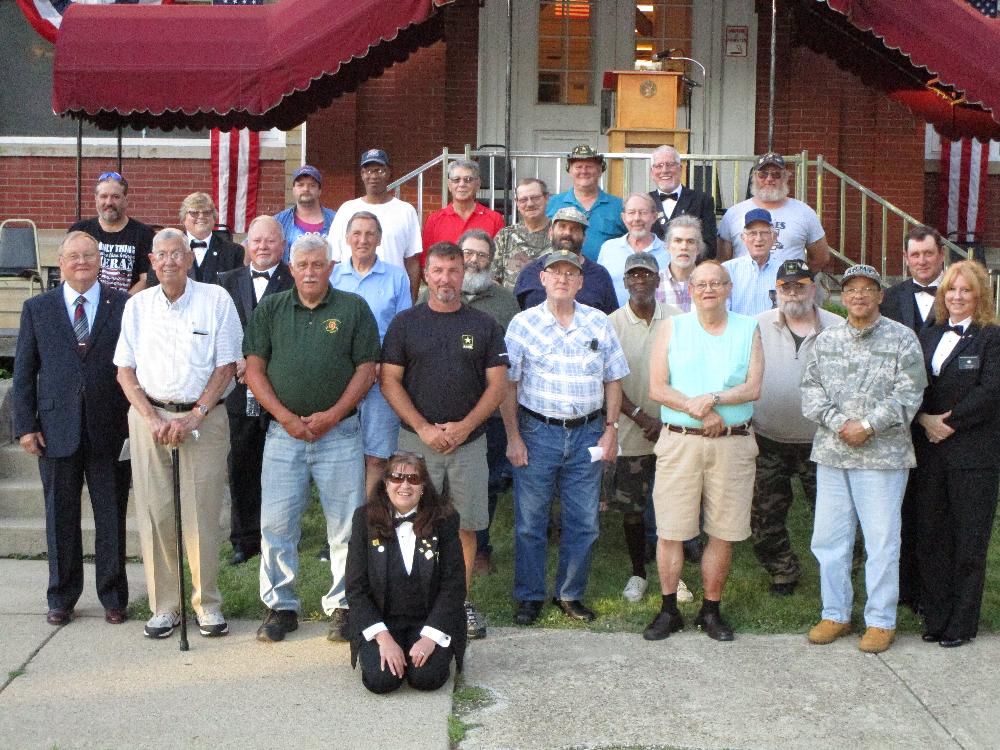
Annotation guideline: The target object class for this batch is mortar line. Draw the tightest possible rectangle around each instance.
[0,623,62,695]
[877,653,967,750]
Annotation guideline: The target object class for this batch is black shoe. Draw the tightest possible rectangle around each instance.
[317,543,331,562]
[769,581,797,597]
[46,608,73,626]
[683,537,703,564]
[643,610,684,641]
[514,600,544,625]
[257,609,298,642]
[551,598,596,622]
[229,547,259,566]
[695,610,734,642]
[939,637,971,648]
[326,608,349,642]
[921,631,942,643]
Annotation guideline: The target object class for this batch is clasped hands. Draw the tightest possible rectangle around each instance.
[376,631,437,677]
[684,394,725,438]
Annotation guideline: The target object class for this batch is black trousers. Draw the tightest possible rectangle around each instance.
[38,430,130,612]
[227,413,266,554]
[915,458,1000,640]
[359,619,452,695]
[898,472,923,609]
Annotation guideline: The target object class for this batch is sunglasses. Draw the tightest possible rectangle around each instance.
[386,472,423,485]
[97,171,128,189]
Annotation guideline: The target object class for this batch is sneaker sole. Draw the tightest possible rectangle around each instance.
[200,626,229,637]
[144,626,176,639]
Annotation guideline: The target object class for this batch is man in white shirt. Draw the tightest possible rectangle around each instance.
[115,228,243,641]
[328,149,423,302]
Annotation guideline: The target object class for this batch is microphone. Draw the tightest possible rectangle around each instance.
[651,48,681,61]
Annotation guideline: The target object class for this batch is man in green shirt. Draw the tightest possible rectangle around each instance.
[244,233,380,644]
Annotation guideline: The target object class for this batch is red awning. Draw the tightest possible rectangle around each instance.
[820,0,1000,141]
[52,0,453,132]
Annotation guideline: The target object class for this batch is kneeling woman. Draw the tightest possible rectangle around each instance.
[346,452,467,693]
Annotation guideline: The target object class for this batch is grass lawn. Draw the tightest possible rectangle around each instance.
[131,484,1000,636]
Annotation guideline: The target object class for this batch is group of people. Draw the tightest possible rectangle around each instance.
[11,144,998,697]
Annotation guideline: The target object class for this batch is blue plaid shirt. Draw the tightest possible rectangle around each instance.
[506,301,629,418]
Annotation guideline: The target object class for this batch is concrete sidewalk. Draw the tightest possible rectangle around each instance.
[2,558,998,749]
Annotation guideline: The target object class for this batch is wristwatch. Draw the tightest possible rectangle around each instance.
[606,420,619,430]
[195,402,210,417]
[712,393,722,407]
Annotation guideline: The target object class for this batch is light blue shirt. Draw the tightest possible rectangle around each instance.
[62,280,100,332]
[545,189,627,262]
[723,254,780,317]
[329,257,411,342]
[596,234,669,308]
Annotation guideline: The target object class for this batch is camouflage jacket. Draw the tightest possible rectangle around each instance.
[491,221,552,289]
[801,315,926,469]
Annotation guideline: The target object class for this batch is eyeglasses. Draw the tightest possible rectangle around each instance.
[448,175,478,184]
[842,286,880,298]
[515,193,546,204]
[152,250,190,262]
[361,166,388,176]
[743,229,775,239]
[544,269,582,280]
[692,280,730,292]
[386,472,422,485]
[61,252,99,263]
[756,169,785,180]
[624,209,653,217]
[186,210,214,218]
[462,248,491,260]
[651,161,681,170]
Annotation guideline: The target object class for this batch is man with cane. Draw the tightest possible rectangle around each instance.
[115,228,243,641]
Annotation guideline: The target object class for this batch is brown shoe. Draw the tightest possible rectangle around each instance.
[473,551,496,575]
[46,608,72,626]
[104,608,128,625]
[808,619,851,644]
[859,626,895,654]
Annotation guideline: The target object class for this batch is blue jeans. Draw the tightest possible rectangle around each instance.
[512,412,603,602]
[260,416,365,615]
[812,465,908,629]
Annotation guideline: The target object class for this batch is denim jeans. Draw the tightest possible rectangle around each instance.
[812,464,908,629]
[512,412,603,602]
[260,415,365,615]
[477,415,510,554]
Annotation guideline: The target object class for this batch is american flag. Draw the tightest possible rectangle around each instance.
[15,0,171,42]
[965,0,998,17]
[210,0,263,234]
[939,137,990,244]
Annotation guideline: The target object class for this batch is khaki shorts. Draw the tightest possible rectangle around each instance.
[652,428,758,542]
[397,429,489,531]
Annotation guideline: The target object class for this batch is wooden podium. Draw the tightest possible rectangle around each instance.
[603,71,689,196]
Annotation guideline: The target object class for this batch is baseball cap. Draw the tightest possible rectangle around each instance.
[754,152,786,171]
[624,253,660,274]
[744,208,774,228]
[552,206,590,228]
[359,149,389,168]
[292,165,323,185]
[543,249,584,271]
[776,259,814,284]
[842,264,885,289]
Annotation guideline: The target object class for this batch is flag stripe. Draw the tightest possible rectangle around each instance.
[940,136,992,246]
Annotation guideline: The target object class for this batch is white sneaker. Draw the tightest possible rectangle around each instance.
[144,611,180,639]
[677,579,694,603]
[198,610,229,637]
[623,575,648,602]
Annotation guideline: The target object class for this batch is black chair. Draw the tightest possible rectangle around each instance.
[0,219,43,297]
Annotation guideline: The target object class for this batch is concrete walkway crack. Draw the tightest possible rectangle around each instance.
[0,624,62,695]
[877,653,967,750]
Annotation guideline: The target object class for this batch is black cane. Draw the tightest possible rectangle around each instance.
[171,446,189,652]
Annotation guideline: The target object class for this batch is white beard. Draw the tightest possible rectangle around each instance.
[752,183,789,202]
[462,269,494,295]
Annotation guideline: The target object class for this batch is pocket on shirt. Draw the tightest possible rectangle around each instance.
[186,327,215,369]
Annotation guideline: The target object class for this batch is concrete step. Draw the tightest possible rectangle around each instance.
[0,443,39,478]
[0,479,136,519]
[0,517,142,557]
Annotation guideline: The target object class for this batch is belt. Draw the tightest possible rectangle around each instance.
[663,420,752,437]
[148,397,222,413]
[521,406,602,429]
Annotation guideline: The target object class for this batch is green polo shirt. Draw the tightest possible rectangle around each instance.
[243,286,380,417]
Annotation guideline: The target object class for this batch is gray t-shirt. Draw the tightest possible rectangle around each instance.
[718,198,825,265]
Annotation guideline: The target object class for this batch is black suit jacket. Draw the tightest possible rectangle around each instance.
[12,284,129,459]
[915,322,1000,469]
[146,232,245,287]
[881,278,937,334]
[648,185,717,257]
[218,262,293,416]
[345,506,467,670]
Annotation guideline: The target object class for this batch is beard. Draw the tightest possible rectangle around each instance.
[751,182,789,202]
[462,268,494,295]
[780,298,812,318]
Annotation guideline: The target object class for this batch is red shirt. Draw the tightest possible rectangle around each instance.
[422,203,505,263]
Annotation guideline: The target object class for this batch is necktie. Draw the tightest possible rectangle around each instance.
[393,512,417,528]
[945,324,965,336]
[73,295,89,344]
[190,240,208,250]
[917,285,937,296]
[251,270,270,280]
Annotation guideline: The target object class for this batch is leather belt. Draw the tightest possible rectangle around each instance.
[521,406,602,429]
[663,420,752,437]
[148,397,222,413]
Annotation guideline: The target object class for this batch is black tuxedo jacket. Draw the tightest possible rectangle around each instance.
[146,232,245,287]
[345,506,467,670]
[881,278,937,334]
[218,262,293,416]
[915,322,1000,469]
[12,284,129,459]
[648,185,717,257]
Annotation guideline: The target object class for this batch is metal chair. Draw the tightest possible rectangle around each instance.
[0,219,43,297]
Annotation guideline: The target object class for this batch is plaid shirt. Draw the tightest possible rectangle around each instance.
[506,301,629,418]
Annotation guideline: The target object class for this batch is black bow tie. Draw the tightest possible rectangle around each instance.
[659,191,680,202]
[393,513,417,528]
[251,270,270,280]
[916,285,937,296]
[190,240,208,250]
[945,324,965,336]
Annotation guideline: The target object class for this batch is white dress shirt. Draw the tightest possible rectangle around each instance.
[62,280,100,332]
[931,316,972,376]
[187,233,211,268]
[913,273,943,323]
[251,263,278,303]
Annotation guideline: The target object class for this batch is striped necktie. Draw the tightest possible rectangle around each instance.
[73,295,89,344]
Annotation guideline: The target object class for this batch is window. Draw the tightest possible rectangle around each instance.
[537,1,594,105]
[633,1,692,69]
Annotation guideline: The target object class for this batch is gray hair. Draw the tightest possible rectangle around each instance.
[651,145,680,163]
[516,177,548,194]
[289,232,331,262]
[447,158,480,180]
[624,192,656,211]
[346,211,383,237]
[457,228,496,260]
[246,215,281,237]
[152,227,189,252]
[665,215,707,257]
[60,230,99,256]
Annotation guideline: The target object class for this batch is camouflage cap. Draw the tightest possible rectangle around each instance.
[567,144,603,162]
[842,264,885,289]
[551,206,589,228]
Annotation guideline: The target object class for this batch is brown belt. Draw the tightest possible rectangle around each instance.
[663,420,752,437]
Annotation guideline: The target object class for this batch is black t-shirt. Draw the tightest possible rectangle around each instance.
[69,217,154,293]
[381,304,508,444]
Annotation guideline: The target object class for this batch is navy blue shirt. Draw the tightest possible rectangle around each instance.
[513,253,618,315]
